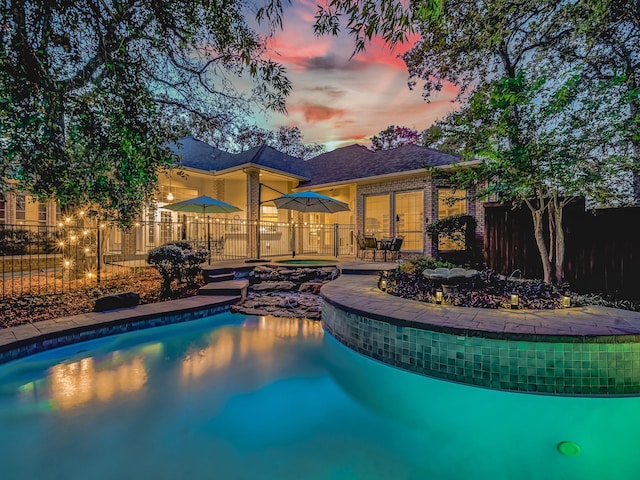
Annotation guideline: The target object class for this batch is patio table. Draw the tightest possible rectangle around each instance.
[377,238,393,261]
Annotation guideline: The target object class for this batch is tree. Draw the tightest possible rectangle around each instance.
[370,125,420,151]
[555,0,640,203]
[435,69,627,284]
[208,124,325,160]
[420,124,465,154]
[0,0,291,225]
[315,0,634,284]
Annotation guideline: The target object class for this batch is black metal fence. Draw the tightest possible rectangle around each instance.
[0,219,356,299]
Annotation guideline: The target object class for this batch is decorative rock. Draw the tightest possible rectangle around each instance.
[252,281,296,292]
[298,282,323,294]
[423,267,480,283]
[93,291,140,312]
[233,266,339,320]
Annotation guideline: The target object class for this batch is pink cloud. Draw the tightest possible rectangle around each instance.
[290,103,346,123]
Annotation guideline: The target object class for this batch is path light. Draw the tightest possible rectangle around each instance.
[378,273,388,291]
[562,295,571,308]
[510,294,519,310]
[435,290,443,304]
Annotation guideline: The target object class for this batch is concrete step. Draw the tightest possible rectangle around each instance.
[202,266,235,276]
[198,280,248,298]
[205,272,235,283]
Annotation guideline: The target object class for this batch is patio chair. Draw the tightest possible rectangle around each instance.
[355,232,366,260]
[389,236,404,261]
[362,235,378,261]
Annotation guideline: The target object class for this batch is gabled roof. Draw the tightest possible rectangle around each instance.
[168,137,461,186]
[168,137,310,179]
[301,143,461,187]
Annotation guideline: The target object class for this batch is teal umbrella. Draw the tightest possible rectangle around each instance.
[272,191,350,213]
[163,195,242,215]
[163,195,242,263]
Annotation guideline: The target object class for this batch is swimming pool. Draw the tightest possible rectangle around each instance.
[1,312,639,479]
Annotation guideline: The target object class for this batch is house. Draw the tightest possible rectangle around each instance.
[0,136,485,259]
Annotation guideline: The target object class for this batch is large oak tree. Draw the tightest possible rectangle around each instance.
[0,0,291,225]
[315,0,636,284]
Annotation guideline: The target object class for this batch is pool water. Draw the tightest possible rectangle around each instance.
[1,313,639,480]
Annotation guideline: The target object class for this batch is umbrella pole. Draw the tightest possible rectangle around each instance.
[207,215,211,264]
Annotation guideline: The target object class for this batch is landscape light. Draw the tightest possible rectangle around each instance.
[510,294,519,309]
[562,296,571,308]
[378,272,388,292]
[435,290,443,304]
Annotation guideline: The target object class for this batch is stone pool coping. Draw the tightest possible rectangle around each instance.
[0,295,239,365]
[320,274,640,342]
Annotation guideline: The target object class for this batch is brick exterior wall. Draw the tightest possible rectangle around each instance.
[355,173,485,257]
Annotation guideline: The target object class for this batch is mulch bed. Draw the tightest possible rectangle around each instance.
[0,275,200,329]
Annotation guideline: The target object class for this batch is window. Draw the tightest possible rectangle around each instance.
[437,187,467,251]
[394,191,423,251]
[38,202,47,225]
[0,194,5,224]
[260,205,278,231]
[160,211,173,244]
[15,195,26,221]
[147,210,156,245]
[364,194,390,237]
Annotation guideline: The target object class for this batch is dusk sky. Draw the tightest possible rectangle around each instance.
[256,0,460,151]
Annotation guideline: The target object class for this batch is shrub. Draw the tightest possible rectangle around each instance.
[0,229,33,255]
[147,243,207,296]
[397,256,455,275]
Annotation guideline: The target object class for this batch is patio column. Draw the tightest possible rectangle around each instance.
[245,167,260,258]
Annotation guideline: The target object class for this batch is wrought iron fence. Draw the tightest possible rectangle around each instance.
[0,220,356,299]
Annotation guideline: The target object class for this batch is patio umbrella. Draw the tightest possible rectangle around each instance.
[163,195,242,263]
[271,191,350,213]
[272,191,349,257]
[163,195,242,215]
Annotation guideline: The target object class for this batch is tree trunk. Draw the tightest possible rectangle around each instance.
[530,208,553,283]
[553,198,565,285]
[629,72,640,205]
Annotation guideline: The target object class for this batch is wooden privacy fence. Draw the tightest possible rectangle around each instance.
[484,201,640,299]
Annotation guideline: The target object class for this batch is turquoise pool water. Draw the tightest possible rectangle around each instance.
[1,313,639,479]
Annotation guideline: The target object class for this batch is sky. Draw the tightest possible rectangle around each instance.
[255,0,460,151]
